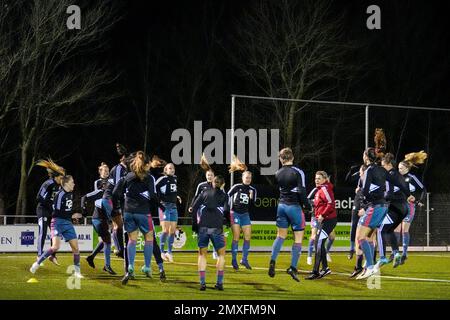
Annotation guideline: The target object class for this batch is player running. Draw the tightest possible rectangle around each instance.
[82,162,116,275]
[189,154,218,259]
[156,163,182,262]
[268,148,312,282]
[113,151,157,284]
[191,175,230,291]
[121,153,167,282]
[34,159,65,266]
[102,143,128,259]
[227,156,257,270]
[354,148,388,280]
[395,151,427,265]
[30,175,84,279]
[376,153,413,269]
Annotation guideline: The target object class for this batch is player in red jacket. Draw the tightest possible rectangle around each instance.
[305,171,337,280]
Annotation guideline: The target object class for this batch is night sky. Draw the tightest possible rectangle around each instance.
[1,0,450,217]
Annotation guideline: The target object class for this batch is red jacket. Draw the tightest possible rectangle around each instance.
[313,182,337,220]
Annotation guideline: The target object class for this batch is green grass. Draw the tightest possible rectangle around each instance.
[1,252,450,300]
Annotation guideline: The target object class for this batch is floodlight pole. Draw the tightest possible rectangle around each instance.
[365,105,369,150]
[230,95,236,187]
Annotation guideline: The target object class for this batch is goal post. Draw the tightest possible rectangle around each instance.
[229,93,450,245]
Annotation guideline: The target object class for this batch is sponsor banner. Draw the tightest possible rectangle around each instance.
[0,225,93,252]
[101,222,351,252]
[250,184,355,222]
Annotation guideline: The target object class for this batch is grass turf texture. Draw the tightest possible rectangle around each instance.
[1,252,450,300]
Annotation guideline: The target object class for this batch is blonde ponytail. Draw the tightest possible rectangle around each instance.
[131,151,147,180]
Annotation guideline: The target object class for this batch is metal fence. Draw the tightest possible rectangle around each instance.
[1,192,448,247]
[411,193,450,246]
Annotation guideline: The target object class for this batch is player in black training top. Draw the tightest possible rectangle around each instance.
[30,175,84,279]
[156,163,182,262]
[191,175,230,291]
[189,154,218,259]
[34,159,65,266]
[354,148,388,280]
[113,151,157,284]
[82,162,116,275]
[189,169,214,212]
[102,143,128,258]
[268,148,312,282]
[395,151,427,265]
[227,157,257,270]
[119,153,167,283]
[376,153,413,269]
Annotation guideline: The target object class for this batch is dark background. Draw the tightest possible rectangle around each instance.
[0,0,449,231]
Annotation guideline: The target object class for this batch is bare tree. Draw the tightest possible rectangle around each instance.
[231,0,359,156]
[376,2,450,162]
[0,0,122,221]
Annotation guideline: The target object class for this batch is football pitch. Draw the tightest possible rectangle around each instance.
[1,252,450,300]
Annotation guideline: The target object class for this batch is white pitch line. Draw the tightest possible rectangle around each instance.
[5,255,450,284]
[104,257,450,284]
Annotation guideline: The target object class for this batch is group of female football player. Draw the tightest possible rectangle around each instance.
[29,140,426,290]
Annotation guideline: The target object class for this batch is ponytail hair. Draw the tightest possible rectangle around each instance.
[150,155,167,168]
[130,151,148,180]
[200,153,212,172]
[374,128,387,160]
[401,150,428,169]
[229,155,247,173]
[35,158,66,178]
